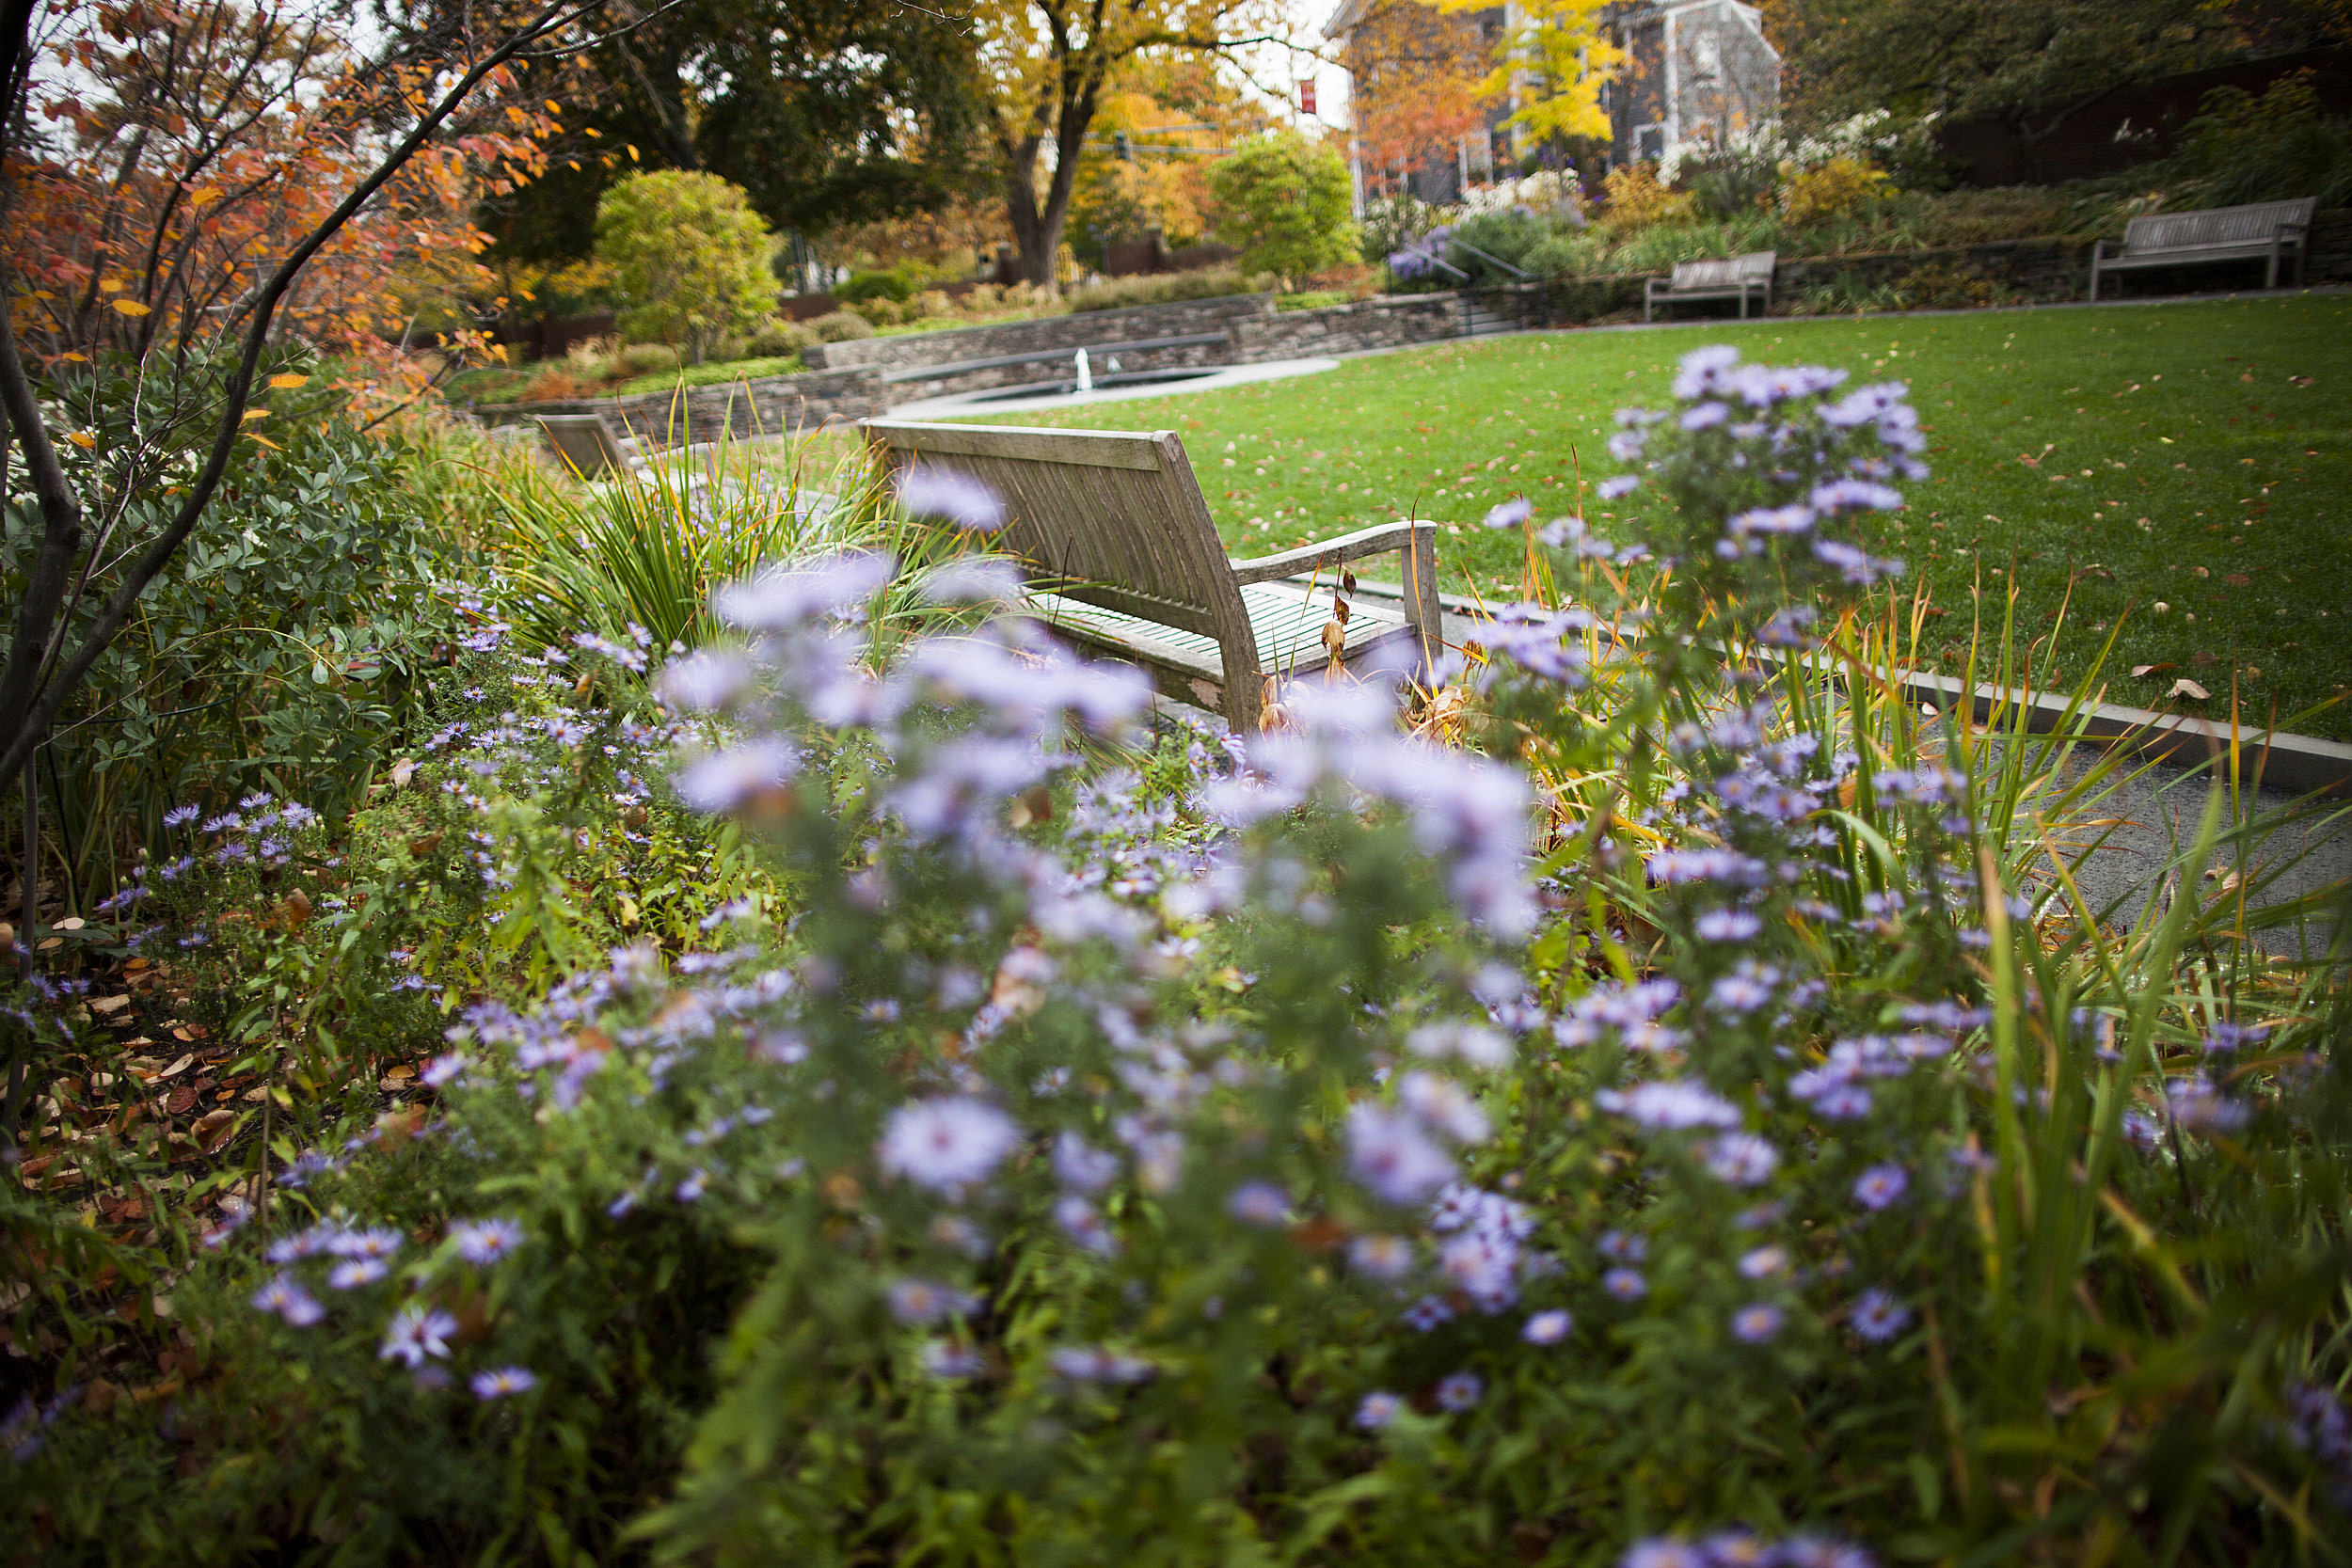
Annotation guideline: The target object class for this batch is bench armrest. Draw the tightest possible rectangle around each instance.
[1228,521,1434,585]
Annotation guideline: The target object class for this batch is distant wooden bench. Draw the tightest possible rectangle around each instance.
[2090,198,2314,299]
[536,413,712,481]
[1645,251,1776,321]
[861,419,1442,730]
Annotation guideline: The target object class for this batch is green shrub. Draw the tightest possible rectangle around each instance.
[806,309,875,343]
[1207,131,1360,281]
[6,356,455,919]
[596,171,778,364]
[1447,210,1551,283]
[2168,69,2352,210]
[1064,265,1276,312]
[743,318,818,358]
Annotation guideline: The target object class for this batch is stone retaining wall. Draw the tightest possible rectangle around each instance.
[803,293,1276,380]
[1232,293,1471,359]
[472,364,885,441]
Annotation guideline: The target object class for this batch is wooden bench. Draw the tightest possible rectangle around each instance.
[861,419,1442,730]
[1645,251,1775,321]
[2090,198,2314,300]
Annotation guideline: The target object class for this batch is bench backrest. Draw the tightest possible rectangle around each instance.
[537,414,631,478]
[861,419,1252,649]
[1673,250,1776,288]
[2122,198,2315,254]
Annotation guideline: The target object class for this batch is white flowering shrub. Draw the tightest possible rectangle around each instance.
[9,362,2348,1568]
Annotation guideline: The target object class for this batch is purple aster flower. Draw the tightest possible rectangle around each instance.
[1435,1370,1484,1411]
[1694,908,1762,942]
[1596,474,1639,499]
[1603,1268,1647,1301]
[1728,503,1816,537]
[1402,1294,1455,1331]
[1522,1308,1573,1345]
[250,1275,325,1326]
[1850,1289,1910,1343]
[886,1277,982,1324]
[330,1227,402,1259]
[653,649,754,712]
[1052,1132,1120,1194]
[1680,401,1729,431]
[713,551,898,631]
[1672,343,1742,397]
[1809,478,1904,514]
[919,556,1027,604]
[1227,1180,1291,1227]
[1047,1346,1154,1384]
[1598,1229,1647,1263]
[1055,1194,1119,1254]
[1732,1302,1784,1343]
[1357,1390,1406,1431]
[452,1217,525,1264]
[920,1341,986,1378]
[470,1366,537,1400]
[1851,1164,1908,1211]
[1621,1537,1708,1568]
[898,465,1006,531]
[878,1097,1022,1193]
[1484,497,1534,530]
[327,1259,389,1290]
[671,739,800,814]
[1706,1132,1780,1186]
[1346,1103,1456,1205]
[1349,1233,1415,1280]
[164,804,201,828]
[421,1052,469,1088]
[380,1304,459,1368]
[1595,1080,1741,1131]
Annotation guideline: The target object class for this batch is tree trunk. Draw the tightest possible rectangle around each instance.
[1002,75,1102,289]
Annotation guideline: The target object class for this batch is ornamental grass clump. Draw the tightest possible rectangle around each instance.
[11,356,2348,1566]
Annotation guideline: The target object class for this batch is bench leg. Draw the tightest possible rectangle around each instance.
[1402,530,1443,680]
[2089,261,2100,303]
[2266,244,2280,290]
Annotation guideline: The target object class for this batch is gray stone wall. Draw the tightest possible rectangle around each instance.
[1232,293,1470,359]
[473,364,886,442]
[803,293,1277,380]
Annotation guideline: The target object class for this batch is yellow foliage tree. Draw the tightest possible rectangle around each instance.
[1441,0,1622,148]
[966,0,1291,288]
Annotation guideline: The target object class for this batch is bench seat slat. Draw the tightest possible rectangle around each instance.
[1029,582,1408,671]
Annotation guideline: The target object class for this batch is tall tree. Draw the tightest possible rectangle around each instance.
[968,0,1294,287]
[477,0,992,263]
[1772,0,2352,158]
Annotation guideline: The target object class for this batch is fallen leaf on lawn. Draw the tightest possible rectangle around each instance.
[2131,663,2174,677]
[158,1052,193,1079]
[89,994,131,1016]
[2169,678,2211,701]
[165,1085,198,1116]
[2192,651,2218,667]
[381,1063,417,1090]
[2191,565,2209,578]
[191,1108,236,1152]
[2223,572,2250,586]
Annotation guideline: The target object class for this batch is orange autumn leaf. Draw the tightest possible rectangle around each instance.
[109,298,151,316]
[267,372,309,389]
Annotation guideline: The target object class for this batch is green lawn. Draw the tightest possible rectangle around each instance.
[971,294,2352,739]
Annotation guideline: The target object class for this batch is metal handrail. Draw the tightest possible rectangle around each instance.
[1448,238,1531,281]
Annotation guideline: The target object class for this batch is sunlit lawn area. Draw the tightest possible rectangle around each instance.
[970,293,2352,738]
